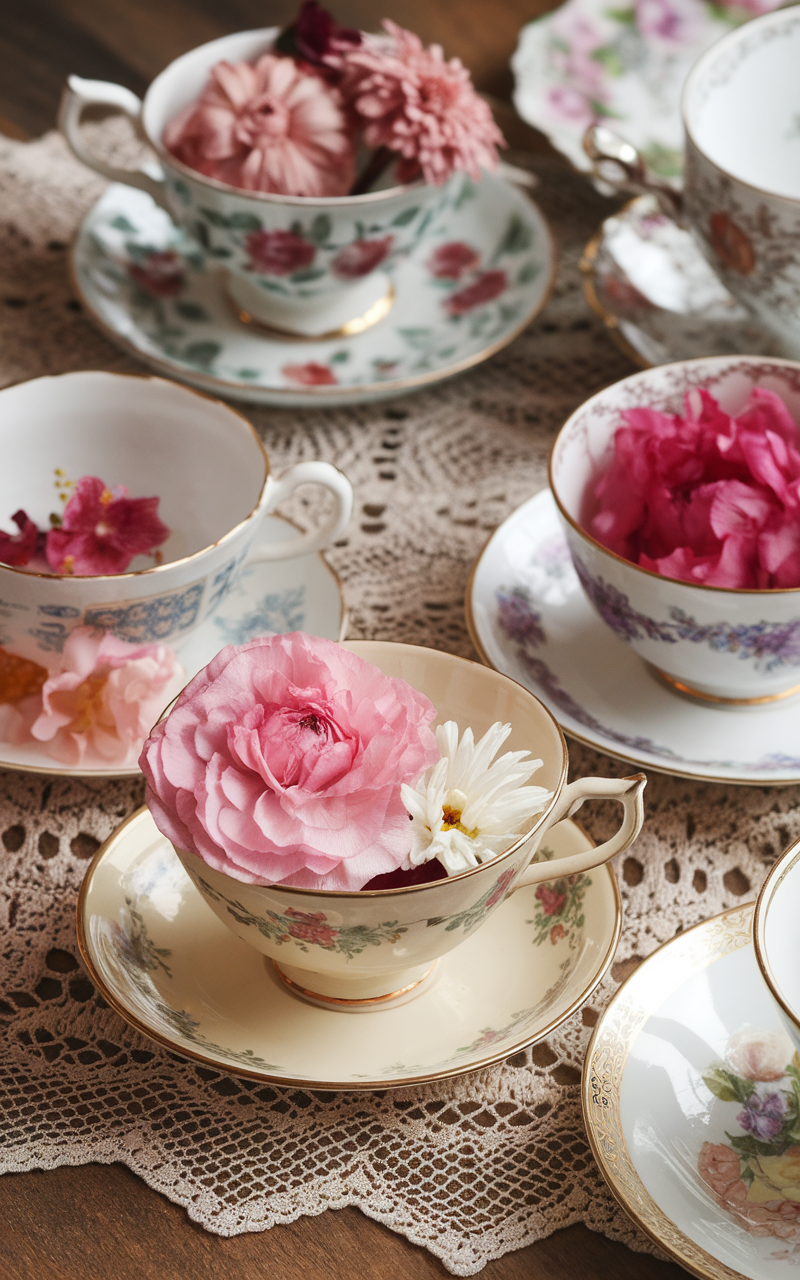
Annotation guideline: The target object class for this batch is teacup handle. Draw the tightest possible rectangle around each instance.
[59,75,169,209]
[583,125,683,223]
[248,462,354,562]
[510,772,647,891]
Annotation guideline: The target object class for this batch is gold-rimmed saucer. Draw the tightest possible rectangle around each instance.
[0,514,346,779]
[582,903,800,1279]
[76,810,620,1090]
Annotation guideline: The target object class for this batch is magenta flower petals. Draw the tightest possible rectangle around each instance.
[0,510,41,567]
[590,389,800,589]
[45,476,170,576]
[140,633,441,891]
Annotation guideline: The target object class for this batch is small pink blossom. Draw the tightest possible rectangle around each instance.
[445,269,507,315]
[129,251,184,297]
[163,53,355,196]
[282,361,337,386]
[635,0,702,43]
[30,628,185,767]
[331,235,393,279]
[283,907,337,947]
[0,510,41,568]
[590,388,800,588]
[246,229,316,275]
[45,476,170,576]
[140,633,440,891]
[427,241,480,279]
[339,20,505,186]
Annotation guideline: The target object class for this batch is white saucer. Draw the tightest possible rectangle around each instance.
[71,173,555,407]
[1,514,345,779]
[582,195,780,368]
[467,489,800,785]
[583,904,800,1279]
[76,809,620,1090]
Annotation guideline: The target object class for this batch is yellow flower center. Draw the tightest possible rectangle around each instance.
[441,801,479,840]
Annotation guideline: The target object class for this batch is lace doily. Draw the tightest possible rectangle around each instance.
[1,127,797,1276]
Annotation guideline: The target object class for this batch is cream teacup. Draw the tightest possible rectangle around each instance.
[172,640,646,1010]
[59,30,446,339]
[0,371,352,664]
[585,6,800,358]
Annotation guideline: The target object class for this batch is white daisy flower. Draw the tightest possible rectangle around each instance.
[400,720,554,876]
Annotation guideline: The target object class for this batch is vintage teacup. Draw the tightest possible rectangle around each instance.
[585,6,800,358]
[0,371,352,664]
[59,30,446,338]
[172,640,646,1010]
[753,832,800,1057]
[550,355,800,705]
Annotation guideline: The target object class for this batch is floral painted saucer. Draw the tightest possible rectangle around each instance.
[583,903,800,1278]
[511,0,781,188]
[0,514,345,779]
[76,810,620,1090]
[467,489,800,785]
[71,172,555,407]
[582,194,781,368]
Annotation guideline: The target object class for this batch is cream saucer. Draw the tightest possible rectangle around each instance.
[583,904,800,1279]
[0,514,345,779]
[581,195,780,368]
[71,173,555,407]
[76,810,620,1090]
[467,489,800,785]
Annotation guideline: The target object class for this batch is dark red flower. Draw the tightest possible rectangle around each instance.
[708,212,755,275]
[284,907,337,948]
[535,883,567,916]
[46,476,170,576]
[332,235,394,279]
[246,230,316,275]
[129,250,184,297]
[282,362,337,387]
[445,269,507,315]
[486,866,516,909]
[427,241,480,279]
[0,510,41,567]
[275,1,361,73]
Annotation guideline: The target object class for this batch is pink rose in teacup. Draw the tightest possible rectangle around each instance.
[140,632,440,890]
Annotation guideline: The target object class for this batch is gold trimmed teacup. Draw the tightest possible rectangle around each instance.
[172,640,645,1010]
[0,371,352,664]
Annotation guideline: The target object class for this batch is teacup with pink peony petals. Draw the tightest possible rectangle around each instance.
[550,356,800,704]
[140,631,646,1008]
[60,5,506,338]
[0,371,352,770]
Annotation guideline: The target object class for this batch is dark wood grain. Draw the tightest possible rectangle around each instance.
[0,2,688,1276]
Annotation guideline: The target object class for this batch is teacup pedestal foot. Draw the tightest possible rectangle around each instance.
[227,271,394,341]
[648,663,800,708]
[272,958,438,1013]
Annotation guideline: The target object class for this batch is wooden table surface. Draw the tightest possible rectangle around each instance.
[0,2,689,1277]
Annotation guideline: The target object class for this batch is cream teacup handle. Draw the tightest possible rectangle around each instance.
[583,125,683,222]
[247,462,354,563]
[511,773,647,891]
[59,76,168,208]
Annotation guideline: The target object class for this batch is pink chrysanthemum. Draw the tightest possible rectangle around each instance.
[339,21,505,186]
[163,53,355,196]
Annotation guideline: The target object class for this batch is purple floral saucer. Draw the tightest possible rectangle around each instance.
[467,488,800,784]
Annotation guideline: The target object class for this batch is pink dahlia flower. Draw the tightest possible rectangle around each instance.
[30,628,185,767]
[140,632,440,891]
[163,53,355,196]
[46,476,170,576]
[339,20,505,186]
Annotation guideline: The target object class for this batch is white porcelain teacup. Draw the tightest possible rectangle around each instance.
[59,30,447,338]
[754,833,800,1057]
[550,355,800,705]
[585,6,800,358]
[172,640,646,1010]
[0,371,352,664]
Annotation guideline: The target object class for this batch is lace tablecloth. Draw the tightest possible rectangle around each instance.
[1,127,798,1276]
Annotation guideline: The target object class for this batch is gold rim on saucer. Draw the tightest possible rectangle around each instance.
[582,903,755,1280]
